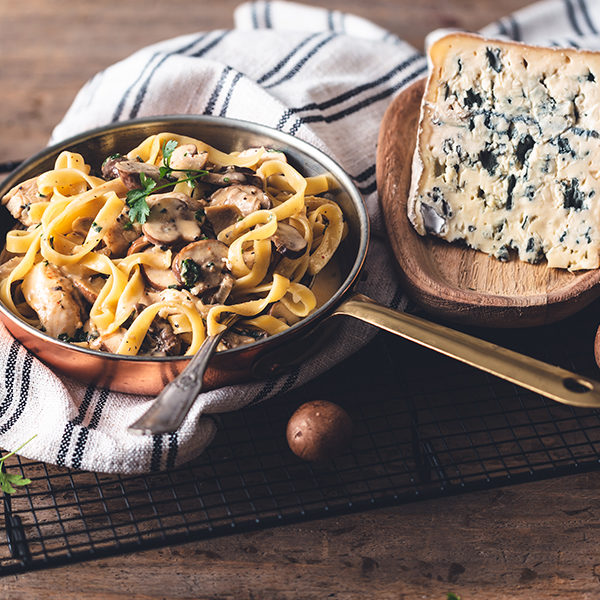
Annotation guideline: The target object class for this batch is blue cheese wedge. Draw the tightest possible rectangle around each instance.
[408,33,600,270]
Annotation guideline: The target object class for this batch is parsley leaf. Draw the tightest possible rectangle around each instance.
[447,593,461,600]
[0,435,37,495]
[125,141,208,224]
[159,140,178,178]
[126,172,155,224]
[181,258,202,288]
[162,140,178,167]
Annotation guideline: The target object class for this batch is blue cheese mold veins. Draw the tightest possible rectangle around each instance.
[408,33,600,270]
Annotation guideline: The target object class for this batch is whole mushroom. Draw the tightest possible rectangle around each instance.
[286,400,353,462]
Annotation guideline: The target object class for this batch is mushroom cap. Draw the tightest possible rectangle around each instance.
[142,193,205,246]
[271,222,308,259]
[172,239,234,304]
[168,144,209,172]
[209,184,271,216]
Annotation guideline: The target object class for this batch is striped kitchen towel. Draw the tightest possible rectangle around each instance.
[0,0,598,473]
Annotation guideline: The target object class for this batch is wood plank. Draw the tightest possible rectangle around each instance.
[4,1,595,599]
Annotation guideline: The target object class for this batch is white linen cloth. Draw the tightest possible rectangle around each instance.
[1,0,598,473]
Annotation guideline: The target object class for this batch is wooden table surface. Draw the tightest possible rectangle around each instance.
[3,0,600,598]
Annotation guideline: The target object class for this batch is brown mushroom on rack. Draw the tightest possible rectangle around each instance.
[142,193,206,246]
[172,239,235,304]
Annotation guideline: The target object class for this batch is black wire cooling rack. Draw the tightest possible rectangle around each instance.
[1,295,600,576]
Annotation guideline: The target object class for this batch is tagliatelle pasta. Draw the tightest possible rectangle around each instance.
[0,133,345,356]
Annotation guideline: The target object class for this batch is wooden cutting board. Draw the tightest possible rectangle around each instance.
[376,77,600,328]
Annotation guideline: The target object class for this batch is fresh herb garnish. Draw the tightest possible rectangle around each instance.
[125,141,208,224]
[91,221,103,233]
[194,208,205,222]
[0,435,37,495]
[181,258,202,288]
[158,139,179,179]
[126,172,155,224]
[447,593,461,600]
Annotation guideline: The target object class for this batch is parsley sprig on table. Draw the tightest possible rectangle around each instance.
[0,434,37,494]
[125,140,208,224]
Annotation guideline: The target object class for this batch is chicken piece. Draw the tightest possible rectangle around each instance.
[21,262,84,338]
[2,176,42,226]
[102,211,142,258]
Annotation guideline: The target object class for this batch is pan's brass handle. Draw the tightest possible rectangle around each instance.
[333,293,600,409]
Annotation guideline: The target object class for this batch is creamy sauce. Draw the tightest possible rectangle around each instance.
[311,257,343,309]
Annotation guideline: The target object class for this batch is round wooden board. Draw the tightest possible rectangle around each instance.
[376,77,600,328]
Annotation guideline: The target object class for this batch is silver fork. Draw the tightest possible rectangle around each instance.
[128,313,238,435]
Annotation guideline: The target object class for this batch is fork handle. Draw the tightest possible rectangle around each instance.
[128,333,223,435]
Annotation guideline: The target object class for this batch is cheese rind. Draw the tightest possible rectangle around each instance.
[408,33,600,270]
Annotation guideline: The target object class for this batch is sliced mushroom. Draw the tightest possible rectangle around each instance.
[22,262,84,338]
[203,165,263,188]
[72,216,93,238]
[271,222,308,259]
[172,239,234,304]
[141,250,179,291]
[142,193,205,246]
[140,318,182,356]
[219,328,265,350]
[61,263,107,304]
[101,154,127,180]
[204,204,243,235]
[209,184,271,216]
[169,144,209,172]
[126,235,152,256]
[72,276,106,305]
[2,176,42,226]
[112,160,172,191]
